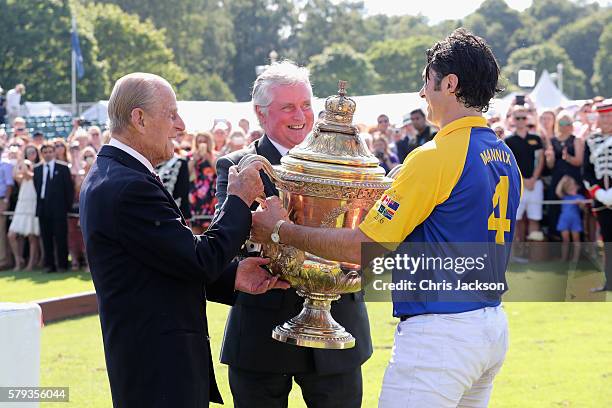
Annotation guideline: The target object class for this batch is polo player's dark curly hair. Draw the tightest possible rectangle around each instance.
[425,28,503,113]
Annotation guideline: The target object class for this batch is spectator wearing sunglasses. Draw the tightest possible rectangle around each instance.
[544,111,585,239]
[11,117,28,139]
[375,113,393,140]
[88,126,102,152]
[505,105,545,244]
[53,138,70,163]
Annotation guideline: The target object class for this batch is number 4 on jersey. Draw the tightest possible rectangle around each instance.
[488,176,511,244]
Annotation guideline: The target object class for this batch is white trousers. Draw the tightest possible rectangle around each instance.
[379,306,508,408]
[516,179,543,221]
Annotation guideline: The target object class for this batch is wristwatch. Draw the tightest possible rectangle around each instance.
[271,220,286,244]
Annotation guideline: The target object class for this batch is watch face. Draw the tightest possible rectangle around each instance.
[271,233,280,243]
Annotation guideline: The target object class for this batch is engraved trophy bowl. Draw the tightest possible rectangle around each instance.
[238,81,393,349]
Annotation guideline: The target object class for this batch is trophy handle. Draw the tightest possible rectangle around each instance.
[236,154,280,205]
[237,154,280,183]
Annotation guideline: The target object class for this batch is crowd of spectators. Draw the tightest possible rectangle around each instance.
[0,90,608,272]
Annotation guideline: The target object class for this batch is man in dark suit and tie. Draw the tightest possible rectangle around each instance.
[396,108,437,163]
[34,142,73,272]
[215,62,372,408]
[80,72,289,408]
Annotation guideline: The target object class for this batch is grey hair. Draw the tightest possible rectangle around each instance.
[107,72,170,133]
[252,60,312,116]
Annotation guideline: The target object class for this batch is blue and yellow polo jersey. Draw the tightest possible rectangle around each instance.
[359,116,522,316]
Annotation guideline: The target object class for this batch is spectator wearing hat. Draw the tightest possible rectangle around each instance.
[583,99,612,292]
[395,113,417,163]
[212,120,229,154]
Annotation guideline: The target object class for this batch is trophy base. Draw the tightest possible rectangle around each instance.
[271,292,355,349]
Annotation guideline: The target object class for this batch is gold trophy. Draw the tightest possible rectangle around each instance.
[238,81,393,349]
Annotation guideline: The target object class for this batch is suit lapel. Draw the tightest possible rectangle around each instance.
[257,135,283,165]
[256,135,282,198]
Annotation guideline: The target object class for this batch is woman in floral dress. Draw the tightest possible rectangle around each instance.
[188,131,218,234]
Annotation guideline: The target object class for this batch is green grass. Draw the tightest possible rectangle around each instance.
[0,269,94,302]
[3,265,610,407]
[38,302,612,408]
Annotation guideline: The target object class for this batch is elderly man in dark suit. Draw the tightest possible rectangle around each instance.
[80,72,288,408]
[215,61,372,408]
[33,142,74,272]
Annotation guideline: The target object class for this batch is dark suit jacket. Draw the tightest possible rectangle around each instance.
[33,160,73,217]
[396,126,437,163]
[80,145,251,407]
[215,135,373,375]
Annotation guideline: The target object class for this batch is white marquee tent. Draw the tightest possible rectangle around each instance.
[77,74,580,131]
[23,101,71,118]
[81,92,428,131]
[529,70,569,109]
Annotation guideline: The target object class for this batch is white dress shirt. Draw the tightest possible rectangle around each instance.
[6,89,21,113]
[41,160,55,199]
[109,138,155,173]
[268,137,291,157]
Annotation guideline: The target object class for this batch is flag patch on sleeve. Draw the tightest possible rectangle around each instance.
[377,194,400,220]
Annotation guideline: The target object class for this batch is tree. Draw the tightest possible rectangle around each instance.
[366,36,437,93]
[93,0,236,85]
[526,0,599,40]
[503,43,587,99]
[177,73,236,101]
[591,24,612,97]
[226,0,297,101]
[292,0,375,63]
[506,23,543,56]
[308,44,379,97]
[463,0,523,65]
[0,0,108,103]
[385,14,432,40]
[83,3,186,90]
[552,10,612,95]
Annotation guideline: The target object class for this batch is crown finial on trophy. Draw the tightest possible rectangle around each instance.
[338,80,347,97]
[323,79,356,126]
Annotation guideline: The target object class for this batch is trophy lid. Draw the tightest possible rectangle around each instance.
[279,81,387,183]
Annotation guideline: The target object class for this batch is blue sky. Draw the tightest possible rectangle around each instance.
[339,0,611,24]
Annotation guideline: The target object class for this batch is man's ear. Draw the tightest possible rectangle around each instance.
[255,105,266,126]
[445,74,459,95]
[130,108,146,132]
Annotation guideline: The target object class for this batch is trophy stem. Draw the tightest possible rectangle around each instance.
[272,291,356,349]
